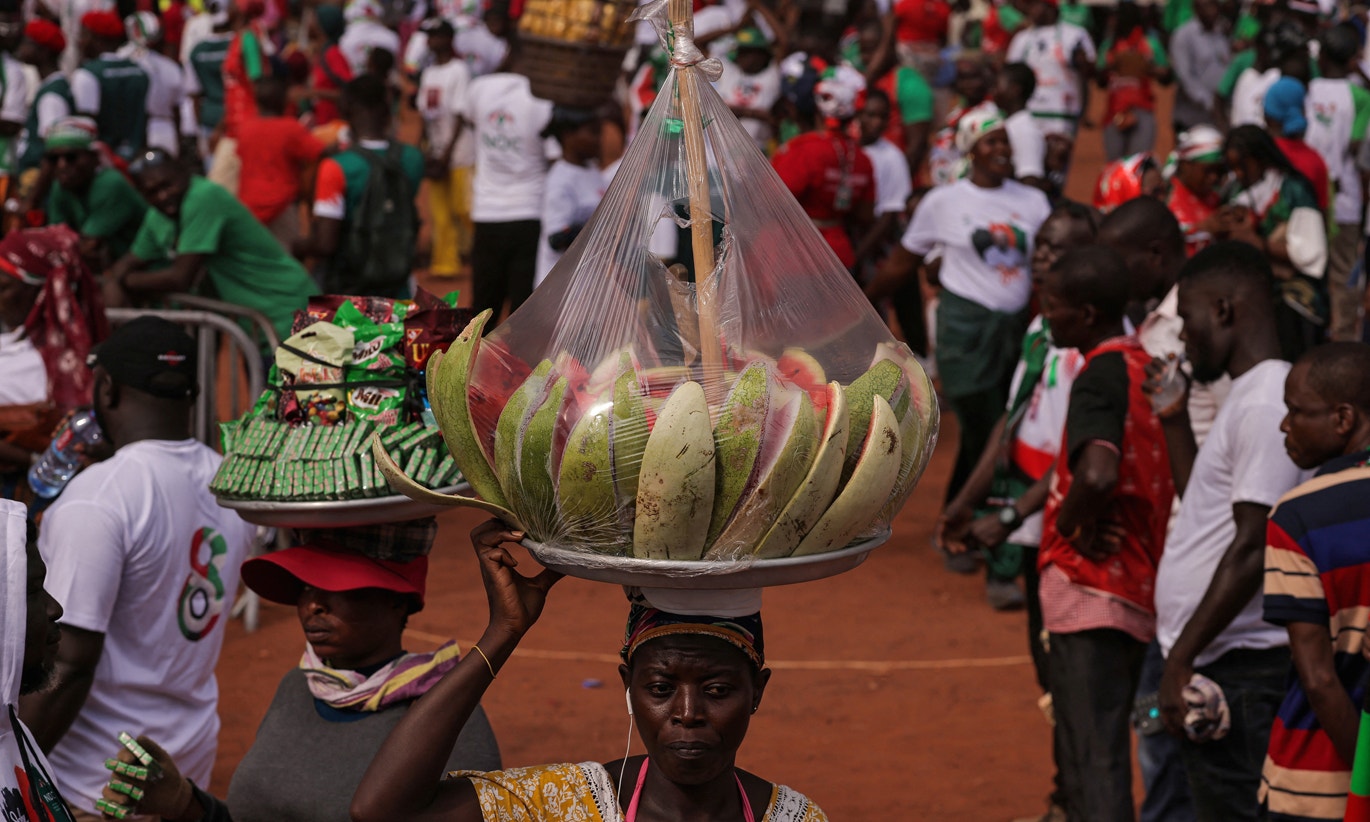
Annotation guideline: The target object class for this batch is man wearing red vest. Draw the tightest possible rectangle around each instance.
[1036,245,1175,821]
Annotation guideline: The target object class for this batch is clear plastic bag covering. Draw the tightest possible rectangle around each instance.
[414,2,939,575]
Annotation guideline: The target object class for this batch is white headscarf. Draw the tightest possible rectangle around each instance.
[814,65,866,122]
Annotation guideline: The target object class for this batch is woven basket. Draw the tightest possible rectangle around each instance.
[516,0,636,108]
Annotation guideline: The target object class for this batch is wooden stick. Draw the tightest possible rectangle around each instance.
[666,0,723,391]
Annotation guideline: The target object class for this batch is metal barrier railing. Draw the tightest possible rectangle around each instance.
[107,296,282,631]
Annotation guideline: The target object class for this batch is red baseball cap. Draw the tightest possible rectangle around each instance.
[242,546,429,612]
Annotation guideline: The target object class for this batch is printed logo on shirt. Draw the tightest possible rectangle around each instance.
[1311,100,1336,128]
[972,222,1031,284]
[3,764,72,822]
[178,527,230,642]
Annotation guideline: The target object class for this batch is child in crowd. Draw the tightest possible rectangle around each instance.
[535,107,608,289]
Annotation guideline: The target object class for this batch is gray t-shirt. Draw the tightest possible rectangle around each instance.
[225,667,501,821]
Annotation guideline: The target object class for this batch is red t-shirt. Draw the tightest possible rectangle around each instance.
[894,0,950,46]
[236,115,325,223]
[1167,178,1218,256]
[1276,136,1330,211]
[310,45,353,126]
[771,131,875,268]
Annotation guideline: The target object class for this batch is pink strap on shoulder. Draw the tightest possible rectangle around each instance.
[625,760,757,822]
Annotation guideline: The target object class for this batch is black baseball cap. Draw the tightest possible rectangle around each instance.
[89,316,198,399]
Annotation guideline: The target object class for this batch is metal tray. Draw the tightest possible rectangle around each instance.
[217,483,472,528]
[521,531,889,589]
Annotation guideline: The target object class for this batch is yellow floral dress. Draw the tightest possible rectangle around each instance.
[447,762,829,822]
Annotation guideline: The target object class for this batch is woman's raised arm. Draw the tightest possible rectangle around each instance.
[349,520,561,822]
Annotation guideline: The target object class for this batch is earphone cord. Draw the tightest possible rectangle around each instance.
[617,713,635,807]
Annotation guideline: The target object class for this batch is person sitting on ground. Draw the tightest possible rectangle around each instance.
[535,107,608,290]
[1035,245,1175,822]
[1,507,72,822]
[235,74,325,248]
[1166,125,1225,256]
[42,116,149,270]
[71,10,149,161]
[96,522,503,822]
[1262,76,1328,211]
[106,148,319,342]
[293,74,422,298]
[1214,124,1327,361]
[345,519,828,822]
[0,226,108,480]
[1261,342,1370,822]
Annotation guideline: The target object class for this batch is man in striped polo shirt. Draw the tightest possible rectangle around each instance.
[1261,342,1370,822]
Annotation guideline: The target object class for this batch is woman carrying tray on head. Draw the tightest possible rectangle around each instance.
[95,521,502,822]
[348,519,828,822]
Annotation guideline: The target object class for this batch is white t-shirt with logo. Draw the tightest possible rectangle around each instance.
[900,177,1052,313]
[461,72,555,223]
[0,329,47,406]
[418,57,474,169]
[1305,77,1366,225]
[1006,23,1095,128]
[40,439,254,813]
[536,159,610,287]
[861,137,912,217]
[1155,360,1311,668]
[713,58,781,149]
[1229,66,1280,129]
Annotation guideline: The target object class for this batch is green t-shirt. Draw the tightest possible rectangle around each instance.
[891,66,934,125]
[131,176,319,340]
[1059,1,1092,29]
[1350,84,1370,142]
[47,167,148,260]
[1164,0,1193,32]
[1218,49,1256,99]
[189,35,232,129]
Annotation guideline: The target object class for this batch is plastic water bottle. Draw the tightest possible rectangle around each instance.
[28,411,104,498]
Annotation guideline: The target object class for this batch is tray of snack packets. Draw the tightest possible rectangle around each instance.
[212,292,473,527]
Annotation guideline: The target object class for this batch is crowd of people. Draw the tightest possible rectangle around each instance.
[0,0,1369,819]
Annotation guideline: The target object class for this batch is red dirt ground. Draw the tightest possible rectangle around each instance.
[208,90,1170,820]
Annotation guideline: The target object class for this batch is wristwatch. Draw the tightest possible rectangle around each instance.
[998,506,1023,530]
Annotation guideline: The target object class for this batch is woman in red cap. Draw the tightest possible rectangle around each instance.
[95,524,502,822]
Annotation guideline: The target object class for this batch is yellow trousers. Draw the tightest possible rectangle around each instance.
[428,166,472,277]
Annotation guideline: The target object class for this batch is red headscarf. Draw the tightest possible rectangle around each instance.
[0,227,109,409]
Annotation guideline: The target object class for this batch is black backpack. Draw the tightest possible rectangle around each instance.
[324,143,417,295]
